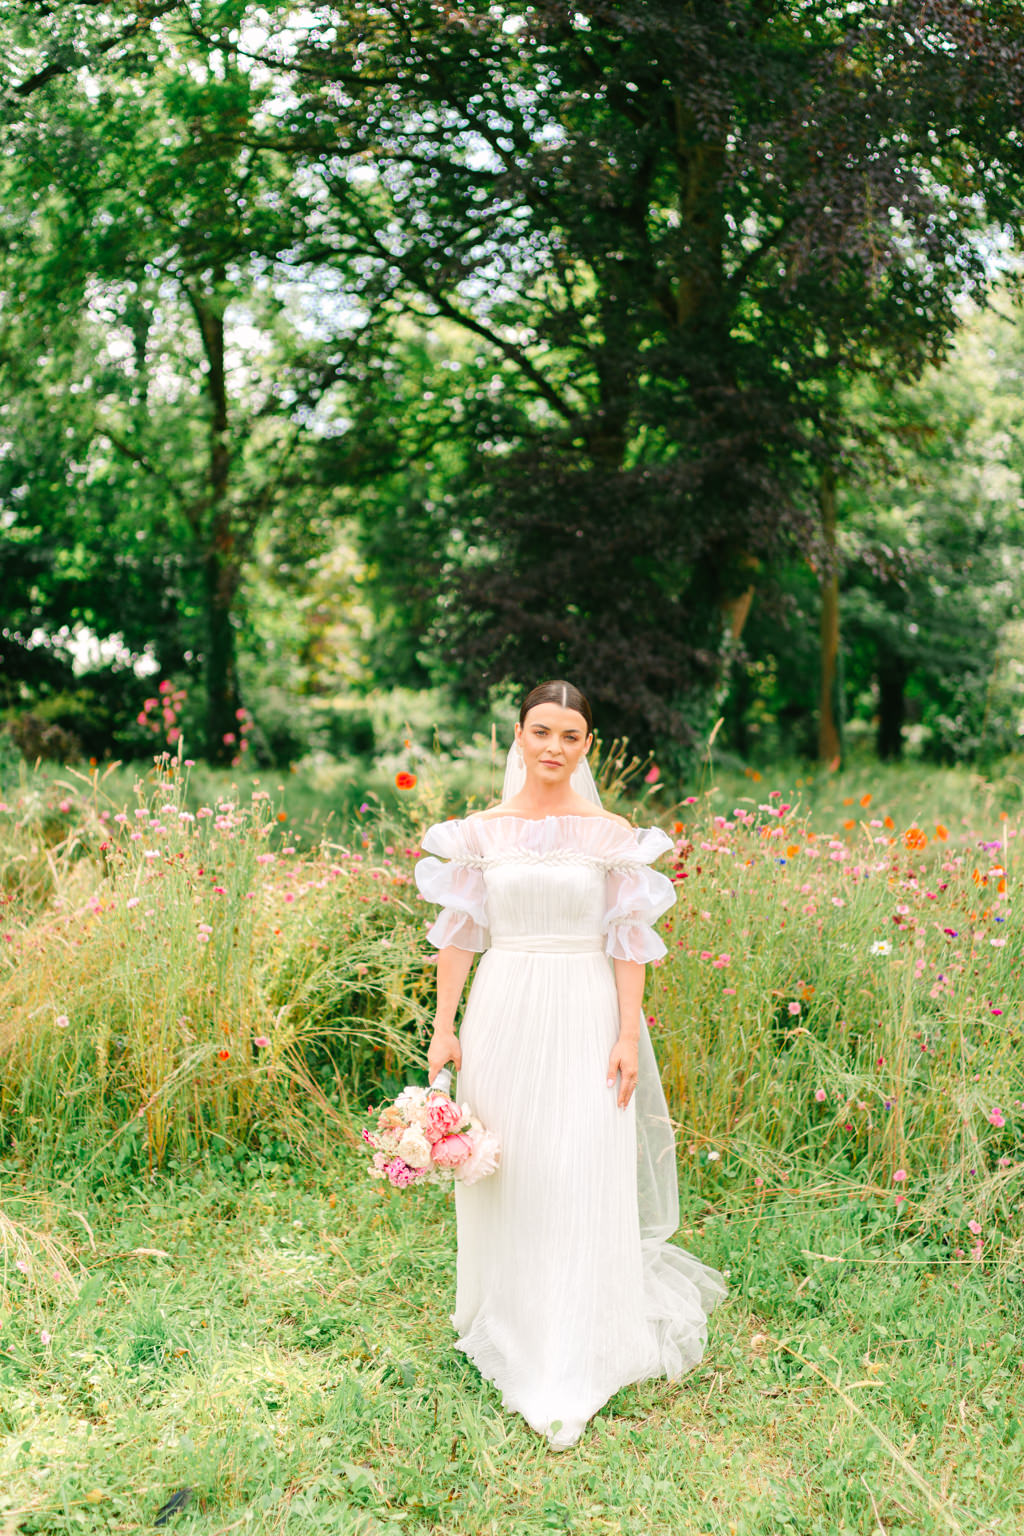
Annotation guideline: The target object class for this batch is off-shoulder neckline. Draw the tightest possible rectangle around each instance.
[464,812,633,827]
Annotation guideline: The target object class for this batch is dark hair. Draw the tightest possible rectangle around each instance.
[519,679,593,734]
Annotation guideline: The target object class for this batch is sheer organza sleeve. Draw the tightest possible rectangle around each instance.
[603,826,677,962]
[414,820,490,952]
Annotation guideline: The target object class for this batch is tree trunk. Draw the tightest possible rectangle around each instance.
[189,281,244,763]
[722,584,755,643]
[876,652,907,760]
[203,539,242,762]
[818,464,841,765]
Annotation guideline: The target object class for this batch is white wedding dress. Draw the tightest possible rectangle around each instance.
[415,813,728,1449]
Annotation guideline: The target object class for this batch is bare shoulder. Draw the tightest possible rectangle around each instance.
[570,806,633,829]
[593,810,633,830]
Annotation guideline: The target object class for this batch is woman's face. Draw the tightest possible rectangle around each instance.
[515,703,593,789]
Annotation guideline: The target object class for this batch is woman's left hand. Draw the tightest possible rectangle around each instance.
[606,1036,639,1109]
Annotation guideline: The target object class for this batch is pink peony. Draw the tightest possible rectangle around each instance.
[431,1133,474,1169]
[457,1128,501,1185]
[420,1096,464,1144]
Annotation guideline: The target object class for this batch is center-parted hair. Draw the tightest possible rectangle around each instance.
[519,679,593,734]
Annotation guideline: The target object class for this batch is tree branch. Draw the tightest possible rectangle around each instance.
[11,0,183,97]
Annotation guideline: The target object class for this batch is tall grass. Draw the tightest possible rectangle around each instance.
[0,760,432,1175]
[648,775,1023,1253]
[1,753,1022,1257]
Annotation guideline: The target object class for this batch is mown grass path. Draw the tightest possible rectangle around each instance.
[3,1155,1021,1536]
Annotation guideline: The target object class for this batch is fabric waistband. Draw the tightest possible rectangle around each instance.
[489,935,605,955]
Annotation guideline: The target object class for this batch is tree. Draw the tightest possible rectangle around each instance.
[255,0,1024,752]
[841,299,1024,763]
[0,3,381,760]
[723,296,1024,765]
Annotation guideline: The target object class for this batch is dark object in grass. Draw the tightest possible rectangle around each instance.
[154,1488,193,1526]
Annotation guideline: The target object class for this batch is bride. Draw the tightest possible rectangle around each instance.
[415,679,727,1449]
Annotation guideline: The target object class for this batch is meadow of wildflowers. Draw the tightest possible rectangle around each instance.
[649,780,1022,1260]
[1,757,1021,1236]
[0,758,432,1175]
[2,755,1024,1533]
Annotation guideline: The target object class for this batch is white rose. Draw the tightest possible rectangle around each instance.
[396,1125,432,1169]
[395,1085,428,1110]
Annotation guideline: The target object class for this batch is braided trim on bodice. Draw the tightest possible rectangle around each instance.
[449,849,649,874]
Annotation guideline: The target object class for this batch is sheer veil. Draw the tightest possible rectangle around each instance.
[500,736,602,805]
[496,736,702,1303]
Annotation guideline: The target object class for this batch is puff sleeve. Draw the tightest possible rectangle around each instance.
[414,820,490,952]
[602,826,677,962]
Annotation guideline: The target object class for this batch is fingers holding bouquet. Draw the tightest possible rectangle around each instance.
[427,1024,462,1084]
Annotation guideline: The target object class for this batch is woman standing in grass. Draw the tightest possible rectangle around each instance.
[415,679,727,1450]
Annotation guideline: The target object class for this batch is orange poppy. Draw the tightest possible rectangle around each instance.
[935,824,948,841]
[395,772,418,790]
[904,826,928,850]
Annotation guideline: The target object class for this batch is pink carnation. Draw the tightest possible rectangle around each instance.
[385,1158,422,1188]
[431,1133,474,1169]
[420,1096,464,1144]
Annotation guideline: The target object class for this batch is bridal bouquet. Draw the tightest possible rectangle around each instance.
[362,1078,500,1190]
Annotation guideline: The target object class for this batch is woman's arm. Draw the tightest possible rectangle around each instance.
[426,944,475,1080]
[607,956,645,1108]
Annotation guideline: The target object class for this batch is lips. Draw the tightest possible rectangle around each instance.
[540,760,562,767]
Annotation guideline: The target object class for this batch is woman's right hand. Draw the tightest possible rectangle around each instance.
[427,1025,462,1083]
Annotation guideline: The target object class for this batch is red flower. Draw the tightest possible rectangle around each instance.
[217,1048,230,1061]
[395,772,417,790]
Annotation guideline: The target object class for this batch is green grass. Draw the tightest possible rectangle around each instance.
[2,1155,1022,1536]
